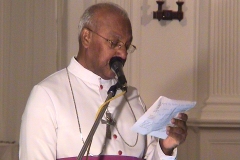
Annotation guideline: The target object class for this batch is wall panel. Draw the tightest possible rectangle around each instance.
[0,0,58,159]
[200,129,240,160]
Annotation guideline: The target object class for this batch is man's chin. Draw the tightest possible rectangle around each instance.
[110,72,116,79]
[101,72,115,80]
[107,74,116,80]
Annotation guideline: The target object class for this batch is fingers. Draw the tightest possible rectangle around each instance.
[166,113,188,145]
[170,113,188,131]
[160,113,189,151]
[167,125,187,139]
[171,117,188,131]
[177,112,188,122]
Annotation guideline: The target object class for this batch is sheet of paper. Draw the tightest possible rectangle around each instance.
[131,96,196,139]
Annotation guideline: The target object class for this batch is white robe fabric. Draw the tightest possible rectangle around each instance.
[19,57,177,160]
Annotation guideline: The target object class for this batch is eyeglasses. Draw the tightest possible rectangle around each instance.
[85,27,136,54]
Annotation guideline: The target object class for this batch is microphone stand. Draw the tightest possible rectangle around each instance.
[77,83,120,160]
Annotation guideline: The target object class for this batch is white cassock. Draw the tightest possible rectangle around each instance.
[19,57,177,160]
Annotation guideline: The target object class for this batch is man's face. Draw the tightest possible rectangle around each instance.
[85,12,133,80]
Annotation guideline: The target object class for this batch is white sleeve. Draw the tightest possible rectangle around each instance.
[19,85,57,160]
[144,136,177,160]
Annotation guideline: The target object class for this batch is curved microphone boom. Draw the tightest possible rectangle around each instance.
[109,57,128,91]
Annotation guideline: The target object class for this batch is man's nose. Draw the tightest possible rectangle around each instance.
[115,46,128,60]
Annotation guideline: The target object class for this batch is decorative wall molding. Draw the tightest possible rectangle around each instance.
[192,0,240,124]
[209,0,240,97]
[188,118,240,128]
[208,0,240,102]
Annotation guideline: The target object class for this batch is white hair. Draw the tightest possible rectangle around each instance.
[78,2,129,37]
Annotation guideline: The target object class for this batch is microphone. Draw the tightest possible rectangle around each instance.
[109,57,128,91]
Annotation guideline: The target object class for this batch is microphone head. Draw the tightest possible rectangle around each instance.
[109,57,127,91]
[109,57,125,67]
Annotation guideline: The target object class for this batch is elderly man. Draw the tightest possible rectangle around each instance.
[19,2,188,160]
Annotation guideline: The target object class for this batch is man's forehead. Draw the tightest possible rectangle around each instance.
[93,8,132,40]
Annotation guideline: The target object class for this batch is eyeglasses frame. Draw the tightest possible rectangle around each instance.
[84,27,136,54]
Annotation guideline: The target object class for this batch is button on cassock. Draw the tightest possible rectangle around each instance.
[118,150,122,155]
[113,134,117,139]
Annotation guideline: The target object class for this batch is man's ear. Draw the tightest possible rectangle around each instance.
[80,28,91,48]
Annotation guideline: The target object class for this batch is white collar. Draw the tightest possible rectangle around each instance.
[67,57,117,86]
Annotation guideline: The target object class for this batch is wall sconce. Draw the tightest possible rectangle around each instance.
[153,0,184,21]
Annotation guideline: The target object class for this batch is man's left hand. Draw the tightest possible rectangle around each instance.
[159,113,188,155]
